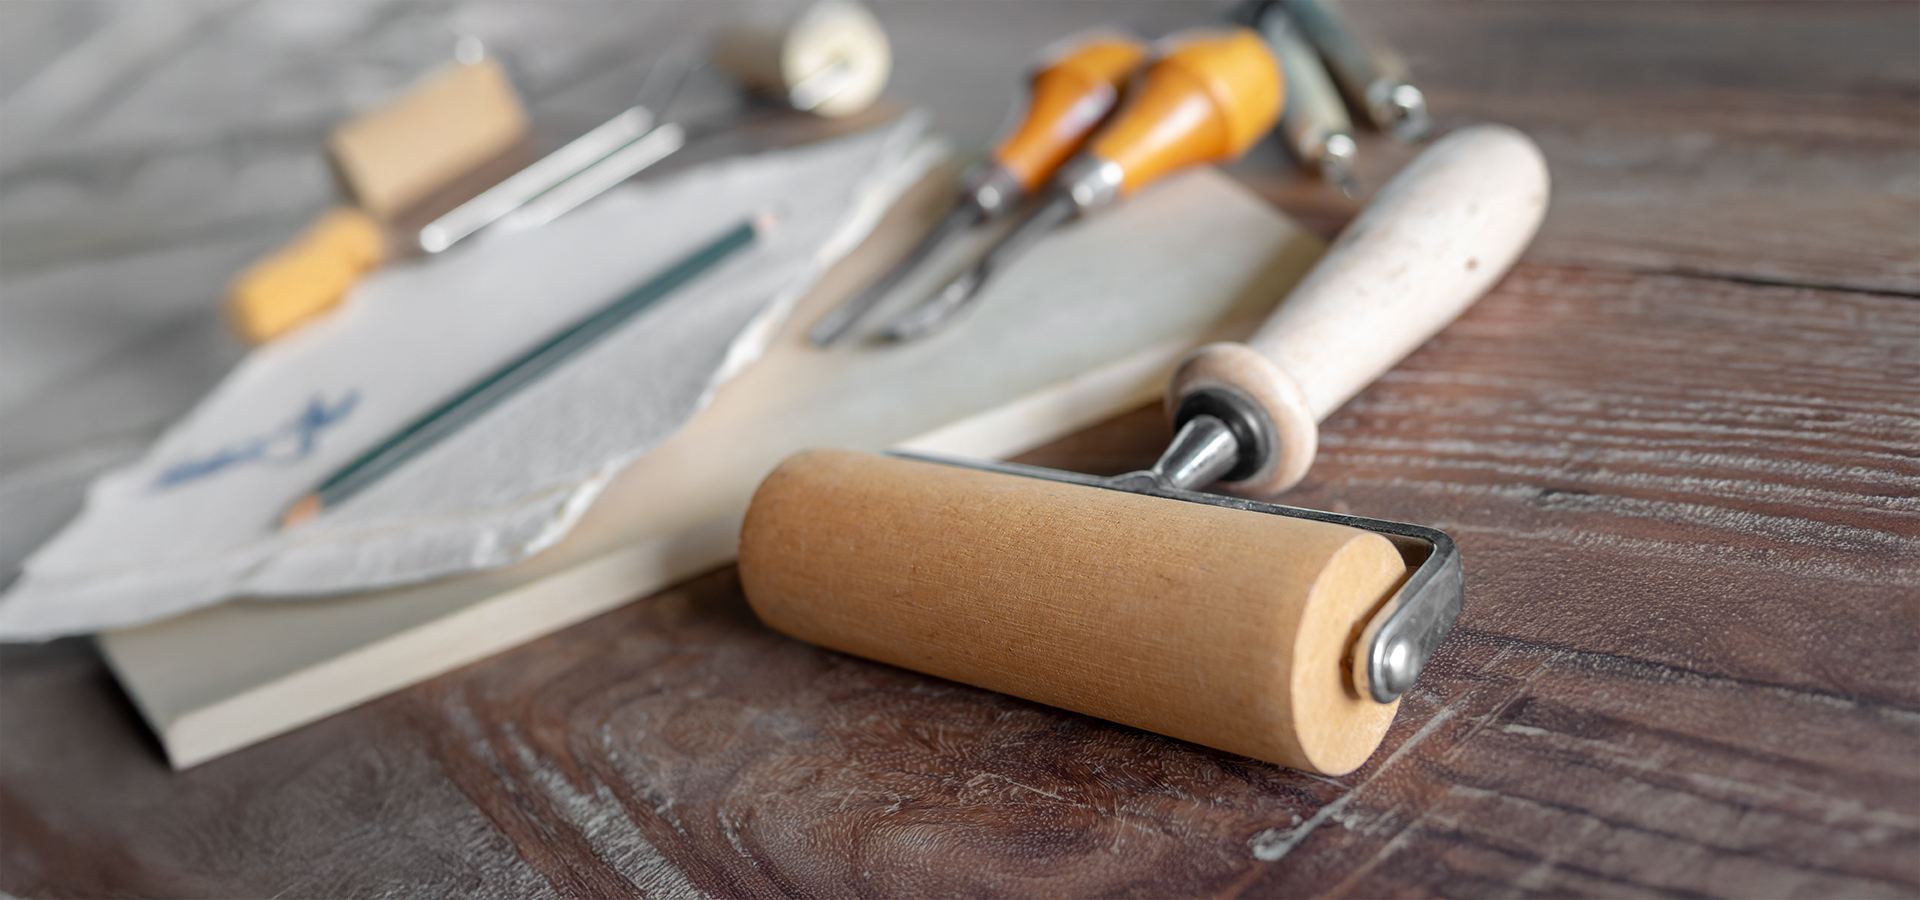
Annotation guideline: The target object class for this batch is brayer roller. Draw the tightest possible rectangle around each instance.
[739,124,1549,774]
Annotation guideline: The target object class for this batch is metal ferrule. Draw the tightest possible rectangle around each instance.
[1056,154,1126,213]
[1364,80,1431,143]
[1143,415,1244,492]
[1169,387,1276,485]
[1317,132,1359,195]
[965,163,1025,219]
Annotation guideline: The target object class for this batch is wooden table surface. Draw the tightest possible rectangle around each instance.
[3,2,1916,897]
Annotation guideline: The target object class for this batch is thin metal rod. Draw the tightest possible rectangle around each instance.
[416,48,703,254]
[493,122,687,232]
[418,106,653,253]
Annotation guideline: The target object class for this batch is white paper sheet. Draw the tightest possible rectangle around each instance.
[0,114,939,640]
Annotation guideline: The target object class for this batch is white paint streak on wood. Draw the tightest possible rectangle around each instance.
[1249,706,1460,863]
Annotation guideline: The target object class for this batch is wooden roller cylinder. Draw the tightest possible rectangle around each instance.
[738,449,1409,775]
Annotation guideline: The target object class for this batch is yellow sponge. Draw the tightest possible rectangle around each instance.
[225,207,386,345]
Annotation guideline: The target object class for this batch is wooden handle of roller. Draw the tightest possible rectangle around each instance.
[1088,27,1283,195]
[991,35,1147,194]
[1169,123,1550,496]
[711,0,892,118]
[739,449,1410,775]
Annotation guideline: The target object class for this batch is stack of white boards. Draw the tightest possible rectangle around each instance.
[99,166,1324,768]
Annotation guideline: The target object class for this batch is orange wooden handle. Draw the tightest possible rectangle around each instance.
[1089,28,1283,194]
[992,35,1148,194]
[226,207,387,344]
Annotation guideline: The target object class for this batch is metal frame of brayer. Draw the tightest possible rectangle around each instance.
[887,448,1464,705]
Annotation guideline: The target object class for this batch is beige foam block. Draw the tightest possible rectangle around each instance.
[326,58,528,220]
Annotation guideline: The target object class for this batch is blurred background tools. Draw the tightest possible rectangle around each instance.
[709,0,892,119]
[1278,0,1430,143]
[412,58,683,257]
[225,57,529,344]
[225,0,890,346]
[738,123,1551,776]
[424,0,891,255]
[1245,1,1359,196]
[876,27,1284,342]
[809,32,1147,345]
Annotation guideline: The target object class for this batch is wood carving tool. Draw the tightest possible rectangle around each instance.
[1280,0,1430,142]
[280,214,771,528]
[808,31,1149,345]
[414,60,684,255]
[738,124,1549,774]
[1244,1,1359,195]
[227,57,529,344]
[233,5,890,345]
[878,27,1284,342]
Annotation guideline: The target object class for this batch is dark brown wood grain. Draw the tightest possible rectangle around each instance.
[3,1,1917,898]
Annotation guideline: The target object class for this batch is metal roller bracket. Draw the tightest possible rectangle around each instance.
[889,449,1464,704]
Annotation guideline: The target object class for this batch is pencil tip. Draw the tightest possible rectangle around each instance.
[281,494,322,530]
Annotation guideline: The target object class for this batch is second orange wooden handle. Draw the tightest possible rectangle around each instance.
[1091,28,1283,194]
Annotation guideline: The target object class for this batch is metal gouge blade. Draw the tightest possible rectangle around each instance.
[811,33,1148,346]
[810,199,984,345]
[786,57,860,113]
[878,193,1074,341]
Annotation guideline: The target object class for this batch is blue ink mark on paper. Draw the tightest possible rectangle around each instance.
[155,391,360,489]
